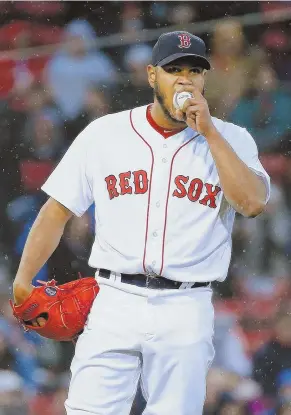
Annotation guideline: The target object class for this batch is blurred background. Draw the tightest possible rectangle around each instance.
[0,1,291,414]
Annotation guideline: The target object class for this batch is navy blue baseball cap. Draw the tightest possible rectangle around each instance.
[152,31,211,70]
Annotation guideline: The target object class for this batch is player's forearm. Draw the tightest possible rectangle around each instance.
[13,198,73,287]
[205,127,267,217]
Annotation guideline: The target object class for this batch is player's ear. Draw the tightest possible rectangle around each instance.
[147,65,156,88]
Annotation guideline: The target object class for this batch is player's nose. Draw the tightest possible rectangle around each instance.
[176,75,193,86]
[176,77,193,93]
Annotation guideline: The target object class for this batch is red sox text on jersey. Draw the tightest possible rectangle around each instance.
[105,170,221,209]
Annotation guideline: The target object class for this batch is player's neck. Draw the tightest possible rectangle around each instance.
[150,101,186,131]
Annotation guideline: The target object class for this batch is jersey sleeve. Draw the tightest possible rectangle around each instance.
[41,122,95,217]
[224,125,271,203]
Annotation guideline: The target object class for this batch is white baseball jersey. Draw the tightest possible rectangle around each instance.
[42,104,270,283]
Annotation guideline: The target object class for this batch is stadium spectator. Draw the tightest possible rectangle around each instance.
[253,305,291,399]
[114,43,153,111]
[205,19,266,118]
[229,64,291,153]
[44,19,118,121]
[63,86,111,140]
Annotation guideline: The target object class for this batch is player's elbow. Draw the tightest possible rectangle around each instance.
[241,199,266,218]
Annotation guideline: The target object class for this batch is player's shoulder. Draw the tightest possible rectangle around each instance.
[88,106,139,131]
[87,104,148,137]
[90,107,132,126]
[211,116,247,136]
[211,116,255,144]
[211,116,258,154]
[78,108,134,147]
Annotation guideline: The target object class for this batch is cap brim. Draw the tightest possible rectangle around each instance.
[156,53,211,70]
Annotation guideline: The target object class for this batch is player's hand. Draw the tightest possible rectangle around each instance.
[12,281,46,327]
[175,86,216,137]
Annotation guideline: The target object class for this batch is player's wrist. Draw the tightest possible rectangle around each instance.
[13,280,34,305]
[203,124,219,141]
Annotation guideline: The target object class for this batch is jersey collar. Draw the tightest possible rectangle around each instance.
[146,104,185,139]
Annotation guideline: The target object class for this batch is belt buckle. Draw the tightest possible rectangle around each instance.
[145,270,159,288]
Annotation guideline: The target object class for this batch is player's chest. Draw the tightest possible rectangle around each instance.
[90,134,221,208]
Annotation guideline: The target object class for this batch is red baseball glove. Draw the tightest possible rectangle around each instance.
[10,277,99,341]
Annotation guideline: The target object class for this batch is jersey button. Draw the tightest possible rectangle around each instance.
[162,158,167,163]
[156,201,160,208]
[152,261,156,266]
[153,231,158,237]
[163,144,167,148]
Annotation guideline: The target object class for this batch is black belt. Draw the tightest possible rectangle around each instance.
[98,269,210,290]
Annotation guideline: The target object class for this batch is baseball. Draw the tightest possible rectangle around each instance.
[173,91,193,110]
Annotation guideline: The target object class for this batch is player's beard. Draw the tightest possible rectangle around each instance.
[154,81,206,126]
[154,81,185,126]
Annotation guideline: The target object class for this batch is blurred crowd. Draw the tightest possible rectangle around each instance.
[1,1,291,414]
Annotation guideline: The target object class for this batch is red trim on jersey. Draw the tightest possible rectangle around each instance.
[130,109,154,273]
[146,105,185,139]
[159,133,200,276]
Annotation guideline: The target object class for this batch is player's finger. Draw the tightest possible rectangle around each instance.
[181,98,198,112]
[28,317,47,327]
[186,105,200,119]
[186,118,197,131]
[36,317,47,327]
[175,109,185,121]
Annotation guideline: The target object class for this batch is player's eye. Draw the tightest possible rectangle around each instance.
[190,67,203,74]
[164,67,181,74]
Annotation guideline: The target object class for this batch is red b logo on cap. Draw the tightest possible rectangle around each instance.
[178,34,191,49]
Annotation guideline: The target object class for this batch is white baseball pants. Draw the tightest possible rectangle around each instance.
[65,276,215,415]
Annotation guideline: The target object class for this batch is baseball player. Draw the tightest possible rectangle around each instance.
[13,31,270,414]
